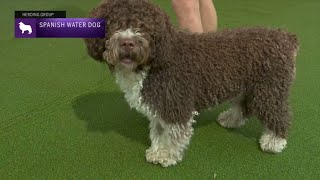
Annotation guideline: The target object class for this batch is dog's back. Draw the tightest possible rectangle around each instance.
[172,27,299,109]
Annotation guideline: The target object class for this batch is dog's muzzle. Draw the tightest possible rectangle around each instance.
[119,38,138,64]
[120,38,136,51]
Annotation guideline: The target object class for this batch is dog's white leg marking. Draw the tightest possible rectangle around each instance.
[259,129,287,153]
[146,118,194,167]
[146,117,163,155]
[217,104,247,128]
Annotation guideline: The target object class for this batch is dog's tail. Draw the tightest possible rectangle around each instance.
[278,29,299,81]
[288,32,299,57]
[281,30,299,61]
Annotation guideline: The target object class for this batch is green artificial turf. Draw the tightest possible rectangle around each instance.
[1,0,319,179]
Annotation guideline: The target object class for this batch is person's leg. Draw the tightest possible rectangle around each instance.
[171,0,203,33]
[199,0,218,32]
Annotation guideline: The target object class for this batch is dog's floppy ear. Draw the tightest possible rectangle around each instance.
[83,0,110,62]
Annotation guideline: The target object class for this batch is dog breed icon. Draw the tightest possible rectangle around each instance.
[18,22,33,34]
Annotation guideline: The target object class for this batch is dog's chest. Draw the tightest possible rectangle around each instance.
[114,69,155,119]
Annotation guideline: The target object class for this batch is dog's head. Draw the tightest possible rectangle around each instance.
[103,27,150,71]
[84,0,172,71]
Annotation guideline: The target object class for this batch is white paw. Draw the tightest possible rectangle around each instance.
[145,148,180,167]
[260,130,287,153]
[217,109,246,128]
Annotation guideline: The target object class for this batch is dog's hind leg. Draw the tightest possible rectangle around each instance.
[217,95,250,128]
[145,117,194,167]
[248,83,292,153]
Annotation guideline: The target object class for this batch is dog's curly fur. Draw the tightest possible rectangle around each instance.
[84,0,299,167]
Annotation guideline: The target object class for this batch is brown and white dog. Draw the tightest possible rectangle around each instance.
[84,0,299,167]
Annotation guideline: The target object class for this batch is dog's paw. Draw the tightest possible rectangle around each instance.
[145,148,179,167]
[259,130,287,153]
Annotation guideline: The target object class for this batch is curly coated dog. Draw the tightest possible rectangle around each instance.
[84,0,299,167]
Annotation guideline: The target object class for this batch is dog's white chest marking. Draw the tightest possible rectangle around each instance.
[114,68,156,119]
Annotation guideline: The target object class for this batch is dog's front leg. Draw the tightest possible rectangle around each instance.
[145,117,194,167]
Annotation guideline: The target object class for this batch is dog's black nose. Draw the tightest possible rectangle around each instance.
[120,38,136,49]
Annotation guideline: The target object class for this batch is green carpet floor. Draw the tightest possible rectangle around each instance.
[1,0,319,179]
